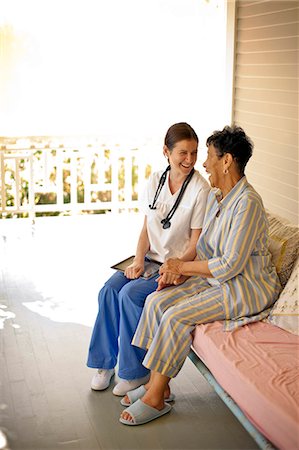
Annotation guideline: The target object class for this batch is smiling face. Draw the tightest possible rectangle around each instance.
[203,144,223,188]
[164,139,198,177]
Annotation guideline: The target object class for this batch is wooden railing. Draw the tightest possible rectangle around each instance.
[0,138,159,218]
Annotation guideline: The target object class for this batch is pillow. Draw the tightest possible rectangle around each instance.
[267,212,299,287]
[267,256,299,335]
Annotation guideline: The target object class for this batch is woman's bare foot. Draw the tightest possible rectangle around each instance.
[121,373,172,423]
[120,391,165,423]
[122,383,171,406]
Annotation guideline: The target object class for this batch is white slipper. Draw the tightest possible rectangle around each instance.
[119,399,172,426]
[120,385,175,407]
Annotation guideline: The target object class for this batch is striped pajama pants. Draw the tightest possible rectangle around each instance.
[131,276,226,378]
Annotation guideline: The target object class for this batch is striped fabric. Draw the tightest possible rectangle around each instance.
[132,177,282,377]
[199,176,281,330]
[132,277,226,377]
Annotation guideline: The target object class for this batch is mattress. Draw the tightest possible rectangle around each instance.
[192,321,299,450]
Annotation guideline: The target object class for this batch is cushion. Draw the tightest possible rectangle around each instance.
[267,212,299,287]
[267,256,299,335]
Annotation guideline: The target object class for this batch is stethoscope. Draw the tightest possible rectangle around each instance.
[149,165,195,229]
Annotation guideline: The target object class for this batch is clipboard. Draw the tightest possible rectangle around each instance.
[111,256,162,279]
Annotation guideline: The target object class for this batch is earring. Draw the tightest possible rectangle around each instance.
[223,168,228,175]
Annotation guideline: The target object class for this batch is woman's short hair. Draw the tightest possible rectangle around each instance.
[206,125,253,174]
[165,122,198,151]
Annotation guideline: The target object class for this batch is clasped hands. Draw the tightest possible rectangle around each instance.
[124,258,188,291]
[156,258,187,291]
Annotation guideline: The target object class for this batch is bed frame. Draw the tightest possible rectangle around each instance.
[188,349,276,450]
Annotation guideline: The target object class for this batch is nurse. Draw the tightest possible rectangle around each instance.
[87,122,210,396]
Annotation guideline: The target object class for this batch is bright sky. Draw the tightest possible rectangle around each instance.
[0,0,226,140]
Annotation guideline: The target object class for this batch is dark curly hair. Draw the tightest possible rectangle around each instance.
[206,125,253,175]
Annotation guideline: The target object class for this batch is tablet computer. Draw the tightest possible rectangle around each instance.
[111,256,161,279]
[110,256,135,272]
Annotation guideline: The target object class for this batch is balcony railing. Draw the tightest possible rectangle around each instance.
[0,137,160,219]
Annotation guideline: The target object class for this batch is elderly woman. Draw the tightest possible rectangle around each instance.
[120,125,281,425]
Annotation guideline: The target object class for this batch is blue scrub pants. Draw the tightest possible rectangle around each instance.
[87,270,158,380]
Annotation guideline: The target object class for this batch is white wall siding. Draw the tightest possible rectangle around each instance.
[233,0,299,224]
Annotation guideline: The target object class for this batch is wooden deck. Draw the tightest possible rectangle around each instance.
[0,215,258,450]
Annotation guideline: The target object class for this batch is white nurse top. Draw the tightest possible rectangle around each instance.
[140,169,210,263]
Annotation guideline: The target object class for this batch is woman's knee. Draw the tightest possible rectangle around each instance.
[97,284,113,308]
[118,281,147,308]
[104,271,128,291]
[143,291,168,317]
[98,274,127,307]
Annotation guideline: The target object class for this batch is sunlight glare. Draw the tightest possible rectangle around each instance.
[0,0,226,139]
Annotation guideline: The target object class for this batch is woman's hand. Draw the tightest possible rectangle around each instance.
[156,272,180,291]
[173,275,189,285]
[124,261,144,279]
[160,258,184,276]
[156,258,187,291]
[156,273,189,291]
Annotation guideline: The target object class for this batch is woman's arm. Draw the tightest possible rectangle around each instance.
[162,195,264,282]
[160,258,212,278]
[180,228,201,262]
[208,196,263,283]
[133,216,150,263]
[124,217,150,279]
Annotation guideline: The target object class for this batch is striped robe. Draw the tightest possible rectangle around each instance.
[132,177,281,377]
[201,175,281,330]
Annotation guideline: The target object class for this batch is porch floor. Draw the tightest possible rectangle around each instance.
[0,214,258,450]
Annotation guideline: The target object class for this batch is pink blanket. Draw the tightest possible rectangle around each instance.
[192,321,299,450]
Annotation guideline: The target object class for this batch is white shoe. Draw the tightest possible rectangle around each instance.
[91,369,115,391]
[112,374,150,396]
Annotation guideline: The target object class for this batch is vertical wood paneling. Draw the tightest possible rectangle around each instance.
[233,0,299,224]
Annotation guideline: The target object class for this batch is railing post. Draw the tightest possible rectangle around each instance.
[28,151,35,220]
[15,157,21,211]
[124,149,132,211]
[70,150,78,214]
[0,151,6,214]
[56,148,64,208]
[111,145,119,214]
